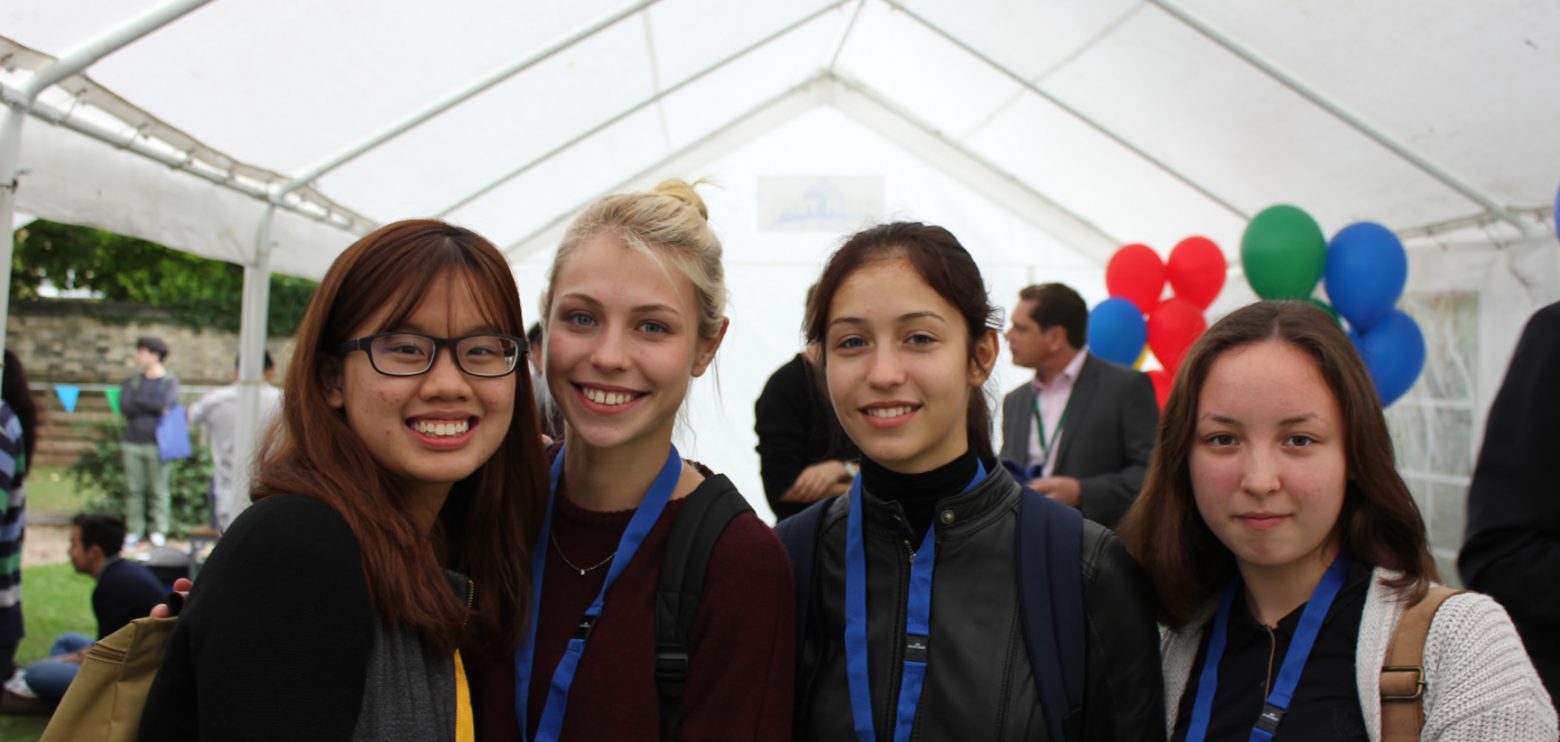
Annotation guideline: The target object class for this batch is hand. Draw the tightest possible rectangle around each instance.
[63,649,89,665]
[781,460,850,503]
[150,577,194,618]
[1030,476,1082,508]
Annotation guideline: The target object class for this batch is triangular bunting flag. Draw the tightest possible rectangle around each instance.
[104,387,121,416]
[54,384,80,414]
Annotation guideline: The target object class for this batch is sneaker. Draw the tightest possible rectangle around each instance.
[149,532,167,548]
[4,670,36,699]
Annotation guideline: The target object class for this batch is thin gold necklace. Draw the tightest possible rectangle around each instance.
[551,537,616,576]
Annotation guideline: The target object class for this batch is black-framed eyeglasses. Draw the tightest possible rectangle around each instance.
[337,332,527,378]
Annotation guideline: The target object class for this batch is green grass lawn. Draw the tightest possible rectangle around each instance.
[0,563,95,741]
[20,466,94,518]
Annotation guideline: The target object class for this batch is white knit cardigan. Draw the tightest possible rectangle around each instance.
[1160,567,1558,741]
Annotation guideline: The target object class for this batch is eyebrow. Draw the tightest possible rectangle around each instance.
[828,311,948,328]
[557,293,682,316]
[1199,413,1324,426]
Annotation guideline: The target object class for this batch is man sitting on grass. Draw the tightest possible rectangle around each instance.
[15,513,165,703]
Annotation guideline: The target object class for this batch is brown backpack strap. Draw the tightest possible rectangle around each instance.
[1380,585,1465,740]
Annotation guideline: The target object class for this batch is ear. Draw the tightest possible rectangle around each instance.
[968,329,999,387]
[324,357,346,409]
[690,317,730,378]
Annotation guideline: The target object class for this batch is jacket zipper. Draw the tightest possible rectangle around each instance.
[882,537,916,742]
[462,578,475,628]
[1263,624,1277,698]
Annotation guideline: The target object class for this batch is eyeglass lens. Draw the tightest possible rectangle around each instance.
[369,334,519,376]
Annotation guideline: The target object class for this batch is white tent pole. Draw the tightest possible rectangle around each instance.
[278,0,660,194]
[882,0,1250,223]
[1,0,214,384]
[828,0,868,70]
[1148,0,1534,236]
[435,0,853,219]
[228,203,276,530]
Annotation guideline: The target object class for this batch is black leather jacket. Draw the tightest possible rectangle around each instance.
[795,471,1163,741]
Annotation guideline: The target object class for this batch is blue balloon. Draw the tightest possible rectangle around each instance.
[1325,221,1407,331]
[1087,297,1148,366]
[1350,309,1425,406]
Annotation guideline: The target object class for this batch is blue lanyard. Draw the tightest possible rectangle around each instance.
[514,444,683,742]
[844,460,987,742]
[1185,553,1351,742]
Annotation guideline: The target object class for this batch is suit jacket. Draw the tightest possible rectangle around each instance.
[1000,353,1158,529]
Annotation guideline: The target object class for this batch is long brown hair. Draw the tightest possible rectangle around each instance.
[803,222,1001,461]
[1117,301,1436,627]
[254,220,547,654]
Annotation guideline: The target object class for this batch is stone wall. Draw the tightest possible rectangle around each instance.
[5,299,294,386]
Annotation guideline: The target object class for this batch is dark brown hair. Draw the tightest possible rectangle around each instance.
[1018,283,1088,350]
[1116,300,1436,627]
[253,220,547,654]
[803,222,1001,461]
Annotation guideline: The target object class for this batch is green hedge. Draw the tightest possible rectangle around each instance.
[66,420,212,536]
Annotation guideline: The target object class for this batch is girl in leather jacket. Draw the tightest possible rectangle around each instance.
[782,222,1164,741]
[1117,301,1555,741]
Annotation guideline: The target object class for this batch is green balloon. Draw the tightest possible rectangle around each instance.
[1241,205,1326,300]
[1307,297,1344,327]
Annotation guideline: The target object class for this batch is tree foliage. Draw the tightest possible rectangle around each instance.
[11,220,316,335]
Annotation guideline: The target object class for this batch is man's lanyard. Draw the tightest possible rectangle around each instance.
[514,444,683,742]
[1185,553,1351,742]
[844,459,987,742]
[1030,396,1067,470]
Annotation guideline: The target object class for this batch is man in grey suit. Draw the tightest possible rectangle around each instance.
[1000,283,1158,529]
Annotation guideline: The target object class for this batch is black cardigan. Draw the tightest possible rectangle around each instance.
[141,495,377,739]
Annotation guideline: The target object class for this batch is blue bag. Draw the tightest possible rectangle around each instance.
[156,403,192,462]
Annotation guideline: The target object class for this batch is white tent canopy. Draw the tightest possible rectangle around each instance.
[3,0,1558,538]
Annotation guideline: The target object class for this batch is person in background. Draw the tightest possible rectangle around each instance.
[188,351,283,531]
[19,513,165,704]
[0,350,39,683]
[754,285,858,521]
[1461,299,1560,708]
[119,336,179,549]
[1119,301,1555,740]
[999,283,1157,529]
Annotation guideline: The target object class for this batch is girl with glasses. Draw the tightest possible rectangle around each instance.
[469,180,794,741]
[780,222,1163,741]
[141,221,548,740]
[1117,301,1556,741]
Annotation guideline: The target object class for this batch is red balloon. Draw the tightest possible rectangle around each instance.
[1147,369,1174,410]
[1105,243,1166,314]
[1147,297,1208,373]
[1167,236,1227,309]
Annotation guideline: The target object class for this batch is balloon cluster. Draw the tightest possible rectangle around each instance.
[1240,205,1424,406]
[1088,237,1227,409]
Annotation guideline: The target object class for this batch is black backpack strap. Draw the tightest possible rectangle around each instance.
[655,475,752,742]
[1016,487,1086,742]
[773,498,830,653]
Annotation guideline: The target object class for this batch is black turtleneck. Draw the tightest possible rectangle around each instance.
[860,448,981,537]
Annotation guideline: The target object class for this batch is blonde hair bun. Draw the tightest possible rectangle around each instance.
[652,178,709,221]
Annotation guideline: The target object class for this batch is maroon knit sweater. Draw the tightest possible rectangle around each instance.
[471,474,795,741]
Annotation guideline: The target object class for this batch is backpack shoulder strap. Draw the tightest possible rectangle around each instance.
[1016,486,1086,742]
[773,498,831,650]
[1380,585,1464,741]
[654,475,752,742]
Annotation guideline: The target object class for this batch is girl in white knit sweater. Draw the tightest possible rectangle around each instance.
[1118,301,1556,741]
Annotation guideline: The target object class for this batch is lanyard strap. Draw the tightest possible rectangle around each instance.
[845,460,987,742]
[1185,553,1351,742]
[1030,397,1067,463]
[514,444,683,742]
